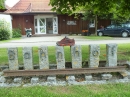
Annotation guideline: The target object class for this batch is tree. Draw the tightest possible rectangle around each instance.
[50,0,130,15]
[0,0,5,9]
[49,0,130,35]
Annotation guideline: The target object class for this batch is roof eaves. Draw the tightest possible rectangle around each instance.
[24,3,32,13]
[30,3,32,12]
[5,0,21,13]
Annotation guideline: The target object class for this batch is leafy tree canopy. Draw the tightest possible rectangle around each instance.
[0,0,6,9]
[50,0,130,23]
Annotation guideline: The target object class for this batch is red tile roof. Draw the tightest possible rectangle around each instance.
[6,0,55,14]
[5,4,11,10]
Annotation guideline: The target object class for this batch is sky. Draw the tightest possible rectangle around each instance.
[5,0,20,7]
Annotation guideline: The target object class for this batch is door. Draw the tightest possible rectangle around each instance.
[34,16,58,34]
[53,17,58,34]
[39,18,46,34]
[46,18,53,34]
[35,17,46,34]
[113,24,122,35]
[104,25,115,35]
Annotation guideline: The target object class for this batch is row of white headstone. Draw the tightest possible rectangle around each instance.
[7,44,117,70]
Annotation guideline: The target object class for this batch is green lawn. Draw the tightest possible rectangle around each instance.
[0,43,130,65]
[0,37,130,97]
[0,38,21,43]
[0,83,130,97]
[84,35,113,40]
[69,35,113,40]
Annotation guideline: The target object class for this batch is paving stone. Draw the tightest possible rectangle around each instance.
[71,45,82,68]
[23,47,33,70]
[31,77,39,84]
[66,76,76,83]
[0,76,6,83]
[47,76,56,83]
[101,74,112,80]
[126,71,130,79]
[57,81,67,86]
[14,78,22,83]
[88,44,100,67]
[8,83,21,87]
[0,72,3,76]
[39,46,49,69]
[56,46,65,69]
[0,83,8,87]
[7,47,19,70]
[85,75,93,81]
[106,44,117,67]
[23,83,32,87]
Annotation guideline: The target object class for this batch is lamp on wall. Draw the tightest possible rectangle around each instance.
[26,20,28,22]
[63,19,65,21]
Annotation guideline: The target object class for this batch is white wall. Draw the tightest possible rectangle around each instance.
[0,14,12,31]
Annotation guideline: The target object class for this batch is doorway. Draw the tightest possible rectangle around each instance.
[46,18,53,34]
[34,16,58,34]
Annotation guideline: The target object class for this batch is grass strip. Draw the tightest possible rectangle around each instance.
[0,43,130,65]
[0,83,130,97]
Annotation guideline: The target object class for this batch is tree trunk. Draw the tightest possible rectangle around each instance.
[94,15,97,36]
[87,20,90,35]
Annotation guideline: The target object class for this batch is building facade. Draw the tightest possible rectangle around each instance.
[6,0,111,35]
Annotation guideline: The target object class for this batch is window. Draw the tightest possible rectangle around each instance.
[116,24,122,28]
[67,21,76,25]
[127,24,130,27]
[89,19,95,28]
[106,25,116,29]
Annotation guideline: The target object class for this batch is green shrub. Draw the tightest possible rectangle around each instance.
[0,28,10,40]
[0,19,12,40]
[12,28,22,38]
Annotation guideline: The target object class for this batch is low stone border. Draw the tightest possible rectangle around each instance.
[0,78,129,88]
[0,73,130,88]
